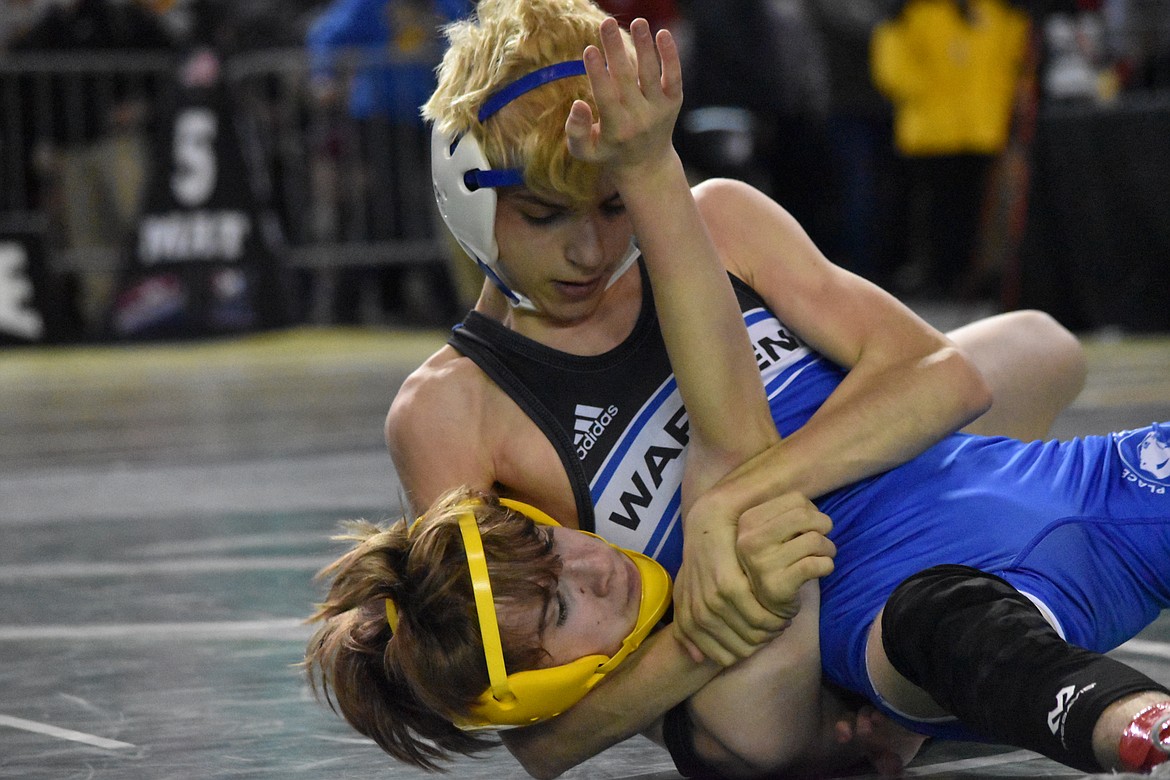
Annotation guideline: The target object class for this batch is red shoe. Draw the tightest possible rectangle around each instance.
[1119,703,1170,772]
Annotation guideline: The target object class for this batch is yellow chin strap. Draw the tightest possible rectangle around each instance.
[455,497,673,729]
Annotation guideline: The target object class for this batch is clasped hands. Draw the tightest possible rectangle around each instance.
[673,490,837,667]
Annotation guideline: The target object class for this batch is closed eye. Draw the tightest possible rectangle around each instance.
[555,592,568,627]
[521,210,565,226]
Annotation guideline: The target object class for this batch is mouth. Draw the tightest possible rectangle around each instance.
[553,276,604,300]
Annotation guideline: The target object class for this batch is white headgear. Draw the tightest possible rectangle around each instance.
[430,60,638,311]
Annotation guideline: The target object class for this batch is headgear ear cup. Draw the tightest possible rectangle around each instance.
[452,498,673,728]
[430,128,523,304]
[429,60,642,312]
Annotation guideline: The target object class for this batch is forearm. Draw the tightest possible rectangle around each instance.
[618,160,775,468]
[685,582,827,777]
[707,342,990,512]
[501,628,719,779]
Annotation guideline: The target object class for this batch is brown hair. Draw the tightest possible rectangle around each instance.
[422,0,633,206]
[304,488,562,769]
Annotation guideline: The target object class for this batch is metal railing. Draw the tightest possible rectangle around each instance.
[0,47,457,337]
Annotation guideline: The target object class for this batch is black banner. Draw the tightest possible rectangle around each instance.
[0,223,58,345]
[109,49,287,340]
[1017,95,1170,332]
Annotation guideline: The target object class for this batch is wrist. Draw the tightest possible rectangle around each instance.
[611,147,684,195]
[685,488,740,532]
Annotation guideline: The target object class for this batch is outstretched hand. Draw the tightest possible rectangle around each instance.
[564,16,682,177]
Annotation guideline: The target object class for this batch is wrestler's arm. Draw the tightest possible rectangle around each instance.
[673,180,994,661]
[683,530,925,778]
[564,17,777,476]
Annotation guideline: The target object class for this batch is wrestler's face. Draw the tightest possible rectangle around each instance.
[494,179,636,323]
[498,525,642,666]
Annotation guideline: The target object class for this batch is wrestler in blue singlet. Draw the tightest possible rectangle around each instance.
[450,260,1170,741]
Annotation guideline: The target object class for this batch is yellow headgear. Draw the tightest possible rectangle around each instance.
[385,497,672,729]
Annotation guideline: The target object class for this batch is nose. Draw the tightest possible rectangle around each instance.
[564,215,606,272]
[562,548,611,597]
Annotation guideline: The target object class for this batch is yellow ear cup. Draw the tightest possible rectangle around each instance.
[452,497,673,729]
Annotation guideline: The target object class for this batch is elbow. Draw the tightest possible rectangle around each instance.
[941,345,994,424]
[501,732,569,780]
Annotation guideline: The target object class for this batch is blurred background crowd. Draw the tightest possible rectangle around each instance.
[0,0,1168,344]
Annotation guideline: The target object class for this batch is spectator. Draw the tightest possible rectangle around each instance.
[808,0,901,287]
[8,0,177,336]
[677,0,835,251]
[871,0,1030,300]
[305,0,472,325]
[875,0,1029,301]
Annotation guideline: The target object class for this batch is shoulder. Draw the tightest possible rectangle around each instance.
[386,345,488,441]
[692,178,805,243]
[385,344,504,511]
[691,178,820,283]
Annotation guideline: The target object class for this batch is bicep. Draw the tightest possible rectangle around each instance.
[705,182,953,372]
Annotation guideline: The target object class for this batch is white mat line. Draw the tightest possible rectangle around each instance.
[0,713,135,750]
[0,555,329,581]
[0,618,310,642]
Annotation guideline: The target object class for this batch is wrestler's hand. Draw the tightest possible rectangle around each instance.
[672,492,834,667]
[735,492,835,619]
[564,16,682,179]
[835,704,927,776]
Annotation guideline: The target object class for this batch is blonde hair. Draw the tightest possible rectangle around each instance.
[304,488,562,769]
[422,0,632,205]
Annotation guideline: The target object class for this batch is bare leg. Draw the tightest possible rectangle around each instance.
[948,310,1086,441]
[1094,692,1170,771]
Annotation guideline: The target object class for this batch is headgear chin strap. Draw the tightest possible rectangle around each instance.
[430,60,640,311]
[449,497,672,729]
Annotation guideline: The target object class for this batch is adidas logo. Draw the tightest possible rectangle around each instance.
[574,404,619,460]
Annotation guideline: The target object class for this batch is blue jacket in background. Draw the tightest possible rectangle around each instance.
[307,0,473,123]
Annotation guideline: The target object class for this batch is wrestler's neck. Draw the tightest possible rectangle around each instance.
[476,267,643,356]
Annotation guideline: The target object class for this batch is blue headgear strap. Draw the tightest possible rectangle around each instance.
[477,60,588,123]
[465,167,524,191]
[463,60,588,193]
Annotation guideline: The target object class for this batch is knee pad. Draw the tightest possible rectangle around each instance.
[882,565,1167,772]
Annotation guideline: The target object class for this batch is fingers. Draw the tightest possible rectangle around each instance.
[674,570,790,666]
[599,16,636,88]
[564,99,596,161]
[738,491,832,537]
[586,17,679,110]
[629,18,660,98]
[654,27,682,100]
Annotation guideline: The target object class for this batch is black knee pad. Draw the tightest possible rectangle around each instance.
[882,565,1168,772]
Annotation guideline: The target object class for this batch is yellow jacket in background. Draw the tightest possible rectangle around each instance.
[871,0,1029,156]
